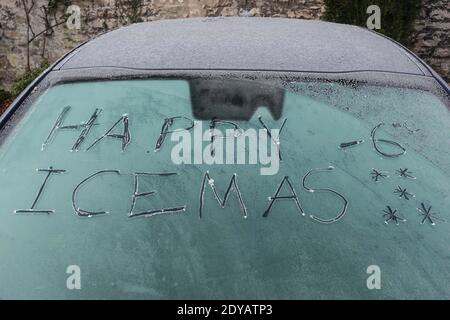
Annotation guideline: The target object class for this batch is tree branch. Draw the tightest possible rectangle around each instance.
[28,19,68,44]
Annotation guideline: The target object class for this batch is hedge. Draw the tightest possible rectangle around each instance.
[322,0,421,46]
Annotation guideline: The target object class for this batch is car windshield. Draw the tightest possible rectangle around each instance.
[0,77,450,299]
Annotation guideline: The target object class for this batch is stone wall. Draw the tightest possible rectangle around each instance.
[0,0,448,91]
[411,0,449,82]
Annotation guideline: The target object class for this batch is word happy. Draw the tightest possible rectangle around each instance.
[43,107,282,175]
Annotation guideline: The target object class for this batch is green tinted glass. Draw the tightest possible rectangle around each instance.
[0,79,449,299]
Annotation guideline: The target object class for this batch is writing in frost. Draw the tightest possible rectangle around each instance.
[14,106,439,226]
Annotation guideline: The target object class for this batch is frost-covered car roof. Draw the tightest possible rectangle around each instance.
[2,17,449,130]
[54,17,430,75]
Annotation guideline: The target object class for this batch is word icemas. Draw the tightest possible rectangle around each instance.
[14,166,348,225]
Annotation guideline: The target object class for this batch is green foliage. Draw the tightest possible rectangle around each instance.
[322,0,421,46]
[115,0,145,24]
[47,0,71,14]
[0,89,11,104]
[11,60,50,97]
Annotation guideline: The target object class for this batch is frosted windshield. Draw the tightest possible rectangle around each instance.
[0,79,449,299]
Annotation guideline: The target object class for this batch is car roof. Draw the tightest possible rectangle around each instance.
[55,17,429,76]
